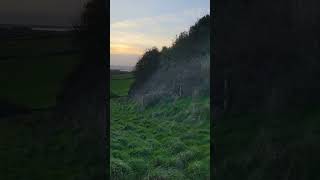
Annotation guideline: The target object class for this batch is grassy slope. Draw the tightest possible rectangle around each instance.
[111,98,210,179]
[110,72,210,179]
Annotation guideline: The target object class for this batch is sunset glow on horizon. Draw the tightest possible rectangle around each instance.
[110,0,210,66]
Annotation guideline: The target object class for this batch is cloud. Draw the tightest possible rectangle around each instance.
[111,43,143,55]
[111,7,209,31]
[111,14,181,29]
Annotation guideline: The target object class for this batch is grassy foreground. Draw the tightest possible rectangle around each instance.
[110,97,210,179]
[110,71,210,179]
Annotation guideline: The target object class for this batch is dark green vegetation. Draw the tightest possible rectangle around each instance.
[0,0,107,178]
[111,96,210,179]
[0,33,80,108]
[111,71,210,178]
[0,31,98,179]
[214,1,320,113]
[215,110,320,180]
[133,47,160,88]
[129,15,210,99]
[214,1,320,179]
[0,112,101,180]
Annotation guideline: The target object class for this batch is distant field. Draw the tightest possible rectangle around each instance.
[111,72,134,80]
[110,71,134,97]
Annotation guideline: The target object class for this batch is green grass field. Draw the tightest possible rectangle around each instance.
[110,72,134,97]
[110,71,210,179]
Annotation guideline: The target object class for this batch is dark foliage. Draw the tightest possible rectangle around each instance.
[213,1,320,179]
[132,47,161,88]
[213,1,320,115]
[189,14,210,40]
[129,15,210,97]
[171,15,210,56]
[54,0,108,178]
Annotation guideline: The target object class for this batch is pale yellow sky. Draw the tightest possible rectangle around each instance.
[110,0,210,66]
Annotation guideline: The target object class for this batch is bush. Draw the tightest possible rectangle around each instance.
[133,47,161,88]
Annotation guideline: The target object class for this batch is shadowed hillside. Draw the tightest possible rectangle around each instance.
[214,0,320,115]
[129,15,210,105]
[214,1,320,179]
[54,0,108,178]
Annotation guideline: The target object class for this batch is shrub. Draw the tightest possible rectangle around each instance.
[133,47,161,88]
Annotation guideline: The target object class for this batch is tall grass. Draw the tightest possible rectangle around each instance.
[111,97,210,179]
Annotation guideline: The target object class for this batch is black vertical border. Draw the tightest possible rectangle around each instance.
[105,0,110,178]
[211,0,216,178]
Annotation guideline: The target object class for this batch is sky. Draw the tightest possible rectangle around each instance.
[110,0,210,67]
[0,0,88,26]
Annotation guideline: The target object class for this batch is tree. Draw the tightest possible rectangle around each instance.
[134,47,161,85]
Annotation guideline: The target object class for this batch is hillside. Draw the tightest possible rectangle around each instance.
[129,15,210,103]
[213,1,320,179]
[110,72,210,179]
